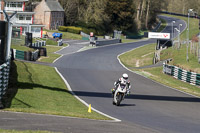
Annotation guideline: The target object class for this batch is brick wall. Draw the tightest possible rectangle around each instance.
[34,1,64,30]
[0,0,4,20]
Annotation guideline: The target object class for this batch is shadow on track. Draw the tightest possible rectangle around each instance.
[119,104,136,107]
[15,80,200,103]
[72,91,200,103]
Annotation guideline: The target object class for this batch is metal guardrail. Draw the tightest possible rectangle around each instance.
[163,63,200,86]
[0,60,10,103]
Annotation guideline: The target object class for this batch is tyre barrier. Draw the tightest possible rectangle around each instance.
[163,63,200,86]
[0,60,10,107]
[29,47,47,57]
[14,49,41,61]
[30,41,46,47]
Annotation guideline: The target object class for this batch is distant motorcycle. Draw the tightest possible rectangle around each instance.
[112,83,127,106]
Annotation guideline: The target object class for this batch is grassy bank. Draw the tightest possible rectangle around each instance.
[38,46,62,63]
[119,14,200,97]
[6,31,110,120]
[5,61,110,120]
[119,43,200,97]
[119,43,155,68]
[44,29,82,40]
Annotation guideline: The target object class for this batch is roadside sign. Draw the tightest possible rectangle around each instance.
[148,32,170,39]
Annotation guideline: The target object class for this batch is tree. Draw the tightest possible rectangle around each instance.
[106,0,136,32]
[59,0,79,25]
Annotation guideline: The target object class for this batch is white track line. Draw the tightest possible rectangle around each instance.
[54,67,121,122]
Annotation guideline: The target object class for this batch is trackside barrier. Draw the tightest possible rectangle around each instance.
[95,39,121,46]
[14,49,41,61]
[163,63,200,86]
[31,41,46,47]
[81,32,90,41]
[0,60,10,104]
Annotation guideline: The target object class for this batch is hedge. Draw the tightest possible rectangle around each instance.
[58,26,82,34]
[58,26,68,32]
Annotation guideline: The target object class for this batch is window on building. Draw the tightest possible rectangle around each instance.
[19,15,24,20]
[5,2,9,7]
[17,2,23,8]
[31,27,40,33]
[26,15,32,20]
[5,2,23,8]
[10,2,17,7]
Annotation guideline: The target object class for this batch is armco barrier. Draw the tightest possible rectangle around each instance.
[163,63,200,86]
[95,39,121,46]
[0,60,10,106]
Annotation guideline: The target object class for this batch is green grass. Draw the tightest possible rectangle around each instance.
[160,44,200,73]
[119,43,155,67]
[46,39,58,46]
[5,61,110,120]
[162,14,199,41]
[11,44,34,52]
[119,43,200,97]
[44,29,82,40]
[135,67,200,97]
[157,18,167,32]
[38,46,62,63]
[119,14,200,97]
[0,129,57,133]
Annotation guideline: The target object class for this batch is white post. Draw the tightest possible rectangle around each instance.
[187,9,194,61]
[171,21,175,40]
[3,10,17,61]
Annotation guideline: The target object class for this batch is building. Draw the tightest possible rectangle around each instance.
[34,0,64,30]
[0,0,45,38]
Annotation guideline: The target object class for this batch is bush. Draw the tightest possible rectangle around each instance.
[58,26,67,32]
[81,28,97,35]
[58,26,82,34]
[67,26,82,34]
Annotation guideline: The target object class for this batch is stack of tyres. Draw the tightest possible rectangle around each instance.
[24,51,32,61]
[39,48,47,57]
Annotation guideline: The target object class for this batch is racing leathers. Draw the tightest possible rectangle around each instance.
[112,77,131,96]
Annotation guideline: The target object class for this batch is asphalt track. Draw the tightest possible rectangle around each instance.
[1,16,200,133]
[54,16,200,133]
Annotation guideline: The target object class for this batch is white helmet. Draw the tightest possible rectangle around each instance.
[122,73,128,80]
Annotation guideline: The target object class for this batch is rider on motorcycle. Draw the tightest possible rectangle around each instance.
[112,73,131,96]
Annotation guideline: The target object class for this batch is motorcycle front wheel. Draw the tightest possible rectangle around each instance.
[116,93,122,106]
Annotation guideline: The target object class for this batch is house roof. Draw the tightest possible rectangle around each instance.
[45,0,64,12]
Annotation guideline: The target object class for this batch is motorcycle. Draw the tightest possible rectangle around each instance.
[112,83,127,106]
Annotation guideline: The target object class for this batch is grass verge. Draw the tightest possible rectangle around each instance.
[119,45,200,97]
[38,46,62,63]
[4,61,110,120]
[119,43,155,68]
[44,29,82,40]
[119,14,200,96]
